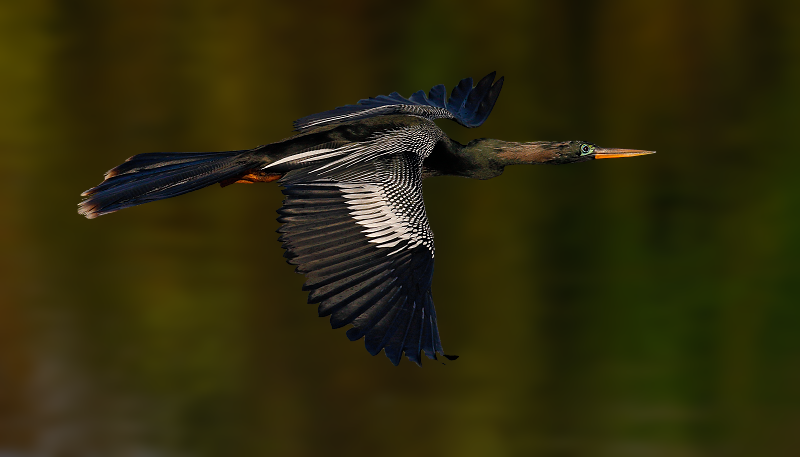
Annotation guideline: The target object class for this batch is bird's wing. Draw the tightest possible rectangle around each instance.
[277,150,445,365]
[293,72,504,131]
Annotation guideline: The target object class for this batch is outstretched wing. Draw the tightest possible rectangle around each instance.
[277,151,445,365]
[294,72,504,131]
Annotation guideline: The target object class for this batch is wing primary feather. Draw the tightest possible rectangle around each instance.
[304,248,410,290]
[311,250,414,306]
[406,90,427,104]
[402,302,423,365]
[448,77,473,112]
[284,231,372,258]
[364,295,406,356]
[292,243,377,272]
[429,292,444,355]
[420,306,436,360]
[473,76,505,126]
[278,207,352,221]
[382,300,416,366]
[279,224,363,246]
[427,84,447,109]
[346,285,404,341]
[285,236,371,264]
[280,196,347,208]
[302,253,393,290]
[463,71,496,118]
[277,217,354,235]
[424,292,441,358]
[279,204,357,216]
[328,280,399,329]
[375,298,409,364]
[311,264,393,308]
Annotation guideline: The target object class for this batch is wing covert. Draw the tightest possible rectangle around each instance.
[294,72,504,131]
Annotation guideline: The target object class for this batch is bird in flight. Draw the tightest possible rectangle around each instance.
[79,72,654,365]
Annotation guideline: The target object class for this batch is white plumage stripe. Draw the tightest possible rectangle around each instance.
[364,227,396,238]
[262,147,339,169]
[299,106,391,128]
[297,150,349,163]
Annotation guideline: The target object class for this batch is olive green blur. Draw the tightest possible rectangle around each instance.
[2,1,799,456]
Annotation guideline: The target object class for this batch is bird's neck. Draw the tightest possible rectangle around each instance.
[423,138,562,180]
[476,139,563,166]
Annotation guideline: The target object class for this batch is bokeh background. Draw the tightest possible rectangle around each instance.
[2,1,800,456]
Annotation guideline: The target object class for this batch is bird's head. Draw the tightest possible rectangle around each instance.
[548,141,655,164]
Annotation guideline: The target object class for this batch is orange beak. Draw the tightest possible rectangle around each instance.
[593,148,656,159]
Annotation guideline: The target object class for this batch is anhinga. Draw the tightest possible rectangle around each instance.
[78,73,654,366]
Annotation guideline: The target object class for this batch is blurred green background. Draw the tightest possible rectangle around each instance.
[2,0,800,456]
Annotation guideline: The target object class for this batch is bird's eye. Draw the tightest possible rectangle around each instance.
[580,144,593,155]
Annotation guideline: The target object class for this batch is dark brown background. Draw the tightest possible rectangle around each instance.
[2,1,799,455]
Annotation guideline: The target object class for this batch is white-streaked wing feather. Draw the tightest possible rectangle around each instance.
[275,125,443,365]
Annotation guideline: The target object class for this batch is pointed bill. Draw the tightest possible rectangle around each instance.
[593,148,656,159]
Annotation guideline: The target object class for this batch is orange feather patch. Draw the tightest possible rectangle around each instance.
[219,170,283,187]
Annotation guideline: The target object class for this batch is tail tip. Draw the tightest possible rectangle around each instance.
[77,199,105,219]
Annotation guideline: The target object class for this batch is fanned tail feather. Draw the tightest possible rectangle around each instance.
[78,150,257,219]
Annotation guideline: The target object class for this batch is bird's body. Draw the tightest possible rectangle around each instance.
[79,73,653,365]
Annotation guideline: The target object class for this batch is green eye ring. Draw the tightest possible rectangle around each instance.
[580,144,594,155]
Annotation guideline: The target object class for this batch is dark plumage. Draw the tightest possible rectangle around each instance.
[79,73,654,365]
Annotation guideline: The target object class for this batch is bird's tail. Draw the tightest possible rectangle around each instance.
[78,149,261,219]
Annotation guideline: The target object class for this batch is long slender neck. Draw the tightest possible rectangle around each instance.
[424,138,562,180]
[480,139,561,166]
